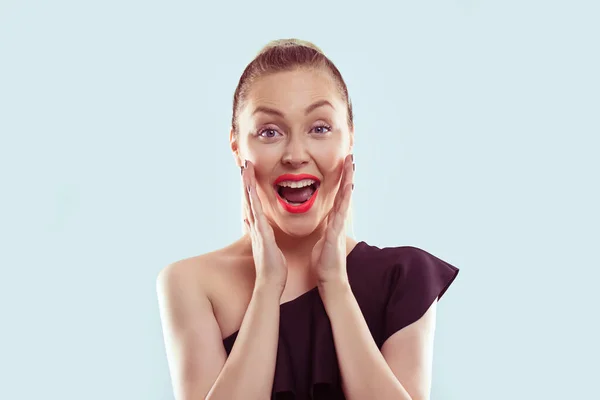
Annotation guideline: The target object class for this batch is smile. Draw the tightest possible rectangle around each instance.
[273,173,321,214]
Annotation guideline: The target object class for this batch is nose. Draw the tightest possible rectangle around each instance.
[281,134,309,168]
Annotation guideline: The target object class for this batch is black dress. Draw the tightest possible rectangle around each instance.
[222,241,460,399]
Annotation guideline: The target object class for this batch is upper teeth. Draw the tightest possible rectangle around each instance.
[277,179,316,188]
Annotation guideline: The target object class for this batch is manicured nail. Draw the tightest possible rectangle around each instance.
[350,154,354,162]
[352,163,355,171]
[244,159,248,168]
[352,183,355,191]
[240,166,244,175]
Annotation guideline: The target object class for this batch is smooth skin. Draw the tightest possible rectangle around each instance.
[156,68,437,400]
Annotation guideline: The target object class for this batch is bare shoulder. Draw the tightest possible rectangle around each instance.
[158,241,251,296]
[157,247,225,294]
[155,246,226,335]
[155,240,253,399]
[156,239,255,338]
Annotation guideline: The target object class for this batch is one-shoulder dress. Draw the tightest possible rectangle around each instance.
[222,241,460,400]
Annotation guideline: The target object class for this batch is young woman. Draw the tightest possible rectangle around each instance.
[157,39,460,400]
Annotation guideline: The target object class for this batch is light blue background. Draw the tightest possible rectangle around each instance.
[1,1,598,399]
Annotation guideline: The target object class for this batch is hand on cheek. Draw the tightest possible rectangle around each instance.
[311,153,355,285]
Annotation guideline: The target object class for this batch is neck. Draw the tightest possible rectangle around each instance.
[239,219,356,271]
[270,219,328,268]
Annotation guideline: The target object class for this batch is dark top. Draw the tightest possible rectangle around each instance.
[222,241,460,400]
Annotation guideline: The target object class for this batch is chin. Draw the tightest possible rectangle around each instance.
[276,217,322,238]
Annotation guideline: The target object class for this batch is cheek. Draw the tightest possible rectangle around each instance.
[246,145,278,172]
[317,157,345,199]
[313,142,346,168]
[246,151,278,198]
[246,140,280,161]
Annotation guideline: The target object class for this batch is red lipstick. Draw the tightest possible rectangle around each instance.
[273,173,320,214]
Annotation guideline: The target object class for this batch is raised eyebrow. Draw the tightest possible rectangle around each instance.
[252,100,335,118]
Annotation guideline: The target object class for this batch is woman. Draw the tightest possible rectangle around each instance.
[157,39,460,400]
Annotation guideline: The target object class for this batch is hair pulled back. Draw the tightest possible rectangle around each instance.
[231,39,354,135]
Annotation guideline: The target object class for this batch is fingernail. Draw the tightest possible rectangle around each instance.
[247,184,251,193]
[240,166,244,175]
[350,154,354,162]
[244,159,248,168]
[352,183,355,191]
[352,163,355,171]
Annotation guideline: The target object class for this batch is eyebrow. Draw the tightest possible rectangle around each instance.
[251,99,335,118]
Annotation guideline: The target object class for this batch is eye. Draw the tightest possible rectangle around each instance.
[257,128,282,138]
[256,123,331,138]
[312,123,332,135]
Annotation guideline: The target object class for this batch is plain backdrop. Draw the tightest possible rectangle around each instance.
[1,1,598,399]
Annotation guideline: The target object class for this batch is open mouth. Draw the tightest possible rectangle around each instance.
[273,174,321,213]
[275,179,320,205]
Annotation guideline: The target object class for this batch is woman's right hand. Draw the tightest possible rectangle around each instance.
[242,160,288,294]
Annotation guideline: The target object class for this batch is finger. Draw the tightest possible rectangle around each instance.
[243,161,277,245]
[326,207,334,225]
[246,161,270,238]
[337,182,353,225]
[243,216,251,235]
[325,208,340,233]
[242,161,256,230]
[332,154,353,213]
[330,158,354,234]
[248,184,260,229]
[339,154,355,216]
[248,182,274,243]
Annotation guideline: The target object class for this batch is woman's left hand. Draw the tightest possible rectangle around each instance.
[311,153,355,286]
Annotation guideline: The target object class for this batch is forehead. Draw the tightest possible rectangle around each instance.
[242,68,343,117]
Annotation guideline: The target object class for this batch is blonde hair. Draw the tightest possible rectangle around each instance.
[231,38,353,136]
[235,39,355,238]
[257,38,325,56]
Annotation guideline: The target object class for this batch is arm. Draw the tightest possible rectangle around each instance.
[206,282,282,400]
[156,262,282,400]
[318,280,437,400]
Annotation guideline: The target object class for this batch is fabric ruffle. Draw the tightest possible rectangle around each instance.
[380,246,460,345]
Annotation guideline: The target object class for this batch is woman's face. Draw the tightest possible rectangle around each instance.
[232,68,353,237]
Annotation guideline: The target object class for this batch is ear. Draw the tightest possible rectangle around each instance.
[229,127,242,168]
